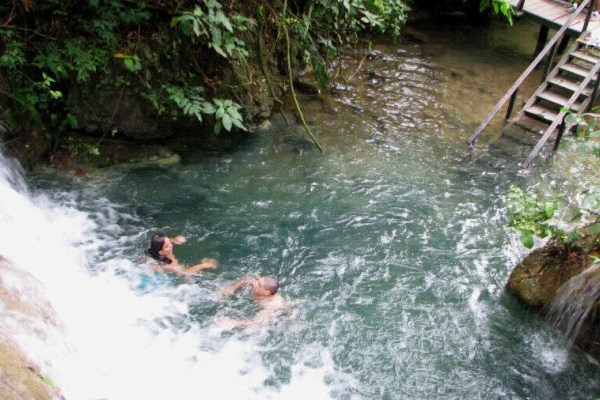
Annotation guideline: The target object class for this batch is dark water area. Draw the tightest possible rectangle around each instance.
[9,17,600,399]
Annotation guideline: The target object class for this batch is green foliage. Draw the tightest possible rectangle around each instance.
[1,0,411,153]
[480,0,515,25]
[565,112,600,157]
[171,1,255,58]
[0,0,150,143]
[0,32,25,70]
[507,110,600,249]
[208,98,246,134]
[506,186,564,248]
[162,85,246,134]
[164,84,212,122]
[365,0,411,37]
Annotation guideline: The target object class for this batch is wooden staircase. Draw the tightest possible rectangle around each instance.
[508,36,600,137]
[467,0,600,168]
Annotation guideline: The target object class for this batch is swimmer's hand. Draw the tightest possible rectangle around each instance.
[171,235,187,245]
[201,257,218,269]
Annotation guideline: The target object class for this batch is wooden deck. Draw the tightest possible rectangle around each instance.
[509,0,600,36]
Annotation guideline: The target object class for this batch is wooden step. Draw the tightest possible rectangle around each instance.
[512,114,556,136]
[570,50,600,65]
[559,63,595,80]
[523,104,559,123]
[547,76,593,96]
[537,90,583,111]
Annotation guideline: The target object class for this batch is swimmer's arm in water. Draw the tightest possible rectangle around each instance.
[221,278,255,297]
[157,258,218,277]
[185,257,218,274]
[169,235,187,245]
[218,307,287,330]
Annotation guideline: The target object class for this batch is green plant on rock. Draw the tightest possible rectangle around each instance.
[162,84,246,134]
[506,186,565,249]
[163,84,213,122]
[207,98,246,134]
[507,110,600,249]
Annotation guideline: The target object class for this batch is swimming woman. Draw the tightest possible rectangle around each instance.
[146,234,218,277]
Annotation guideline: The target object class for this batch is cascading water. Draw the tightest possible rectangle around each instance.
[0,148,329,399]
[1,19,600,399]
[546,264,600,348]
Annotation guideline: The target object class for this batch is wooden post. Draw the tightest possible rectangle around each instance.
[542,43,558,82]
[557,35,570,55]
[505,90,518,121]
[553,120,566,151]
[589,73,600,111]
[583,0,596,32]
[534,26,549,58]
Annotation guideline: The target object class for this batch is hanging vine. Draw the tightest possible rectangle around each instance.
[281,0,324,153]
[256,7,290,127]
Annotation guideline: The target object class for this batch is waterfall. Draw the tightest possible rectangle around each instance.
[0,149,331,399]
[546,263,600,347]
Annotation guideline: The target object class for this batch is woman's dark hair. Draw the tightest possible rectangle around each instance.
[147,234,172,264]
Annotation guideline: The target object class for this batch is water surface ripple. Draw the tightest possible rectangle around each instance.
[28,19,600,399]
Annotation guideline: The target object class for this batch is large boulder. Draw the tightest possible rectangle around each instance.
[506,232,600,360]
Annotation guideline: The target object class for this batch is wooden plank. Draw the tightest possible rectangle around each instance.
[537,90,584,109]
[526,0,560,11]
[561,62,594,77]
[513,114,557,133]
[548,76,593,94]
[514,0,600,36]
[571,50,600,63]
[524,104,559,121]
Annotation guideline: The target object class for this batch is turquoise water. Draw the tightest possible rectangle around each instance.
[18,19,600,399]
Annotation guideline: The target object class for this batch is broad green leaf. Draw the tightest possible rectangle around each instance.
[520,234,534,249]
[543,202,555,218]
[216,11,233,32]
[203,103,216,114]
[227,108,243,121]
[588,222,600,235]
[222,113,232,131]
[211,43,227,58]
[232,117,247,131]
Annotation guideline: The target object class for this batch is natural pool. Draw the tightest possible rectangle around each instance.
[2,17,599,399]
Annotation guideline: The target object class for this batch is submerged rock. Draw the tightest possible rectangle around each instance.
[506,232,600,360]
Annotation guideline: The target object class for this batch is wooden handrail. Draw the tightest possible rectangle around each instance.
[466,0,592,146]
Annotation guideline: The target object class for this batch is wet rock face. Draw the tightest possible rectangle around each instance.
[506,235,600,360]
[0,256,64,400]
[67,85,228,143]
[68,87,165,140]
[506,241,588,309]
